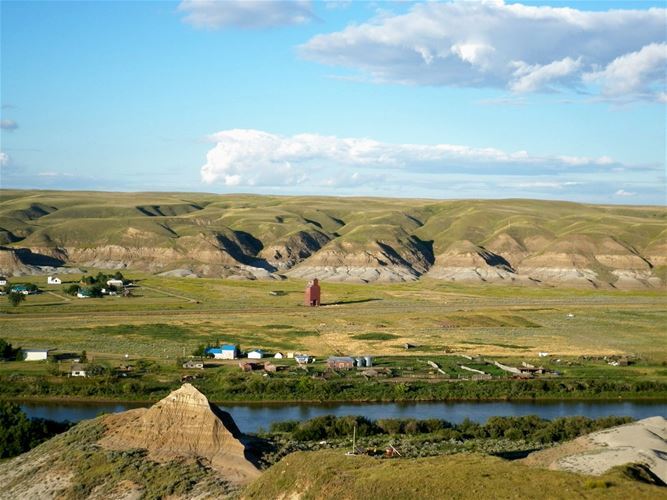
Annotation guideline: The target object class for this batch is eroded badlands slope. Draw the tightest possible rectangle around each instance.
[1,190,665,288]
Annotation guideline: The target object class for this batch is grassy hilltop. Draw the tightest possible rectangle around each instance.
[1,189,665,288]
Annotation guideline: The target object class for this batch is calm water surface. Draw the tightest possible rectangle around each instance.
[20,400,667,434]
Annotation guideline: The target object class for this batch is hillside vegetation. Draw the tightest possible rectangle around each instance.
[243,450,664,499]
[1,190,665,288]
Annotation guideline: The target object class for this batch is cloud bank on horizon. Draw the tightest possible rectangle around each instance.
[198,128,661,202]
[300,0,667,102]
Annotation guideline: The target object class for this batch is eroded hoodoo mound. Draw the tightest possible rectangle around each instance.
[99,383,260,484]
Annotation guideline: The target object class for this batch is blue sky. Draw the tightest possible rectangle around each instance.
[1,0,665,204]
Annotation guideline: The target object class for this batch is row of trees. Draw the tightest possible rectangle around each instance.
[269,414,633,444]
[80,271,124,286]
[65,271,127,297]
[198,371,667,402]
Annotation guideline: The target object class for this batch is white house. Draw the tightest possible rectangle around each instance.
[247,349,264,359]
[22,349,49,361]
[0,277,7,286]
[106,279,124,288]
[294,354,311,365]
[47,276,62,285]
[274,352,284,359]
[205,345,238,360]
[70,363,87,377]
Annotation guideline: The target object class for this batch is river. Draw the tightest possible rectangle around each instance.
[20,400,667,434]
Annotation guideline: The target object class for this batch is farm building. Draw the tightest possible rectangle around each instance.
[239,362,262,372]
[106,279,124,288]
[22,349,50,361]
[274,352,284,359]
[10,285,33,295]
[247,349,264,359]
[328,356,355,370]
[182,360,204,369]
[77,288,94,298]
[47,276,62,285]
[0,277,6,286]
[70,363,87,377]
[304,278,321,306]
[294,354,312,364]
[205,345,239,360]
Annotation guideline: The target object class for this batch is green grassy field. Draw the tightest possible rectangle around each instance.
[0,272,665,403]
[2,273,665,362]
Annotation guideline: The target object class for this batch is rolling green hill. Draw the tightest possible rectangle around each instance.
[1,190,665,288]
[243,450,664,499]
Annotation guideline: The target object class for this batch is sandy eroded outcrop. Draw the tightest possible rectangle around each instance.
[426,240,519,283]
[524,416,667,483]
[0,384,259,499]
[99,383,260,484]
[285,237,431,283]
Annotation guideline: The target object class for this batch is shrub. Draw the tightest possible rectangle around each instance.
[7,292,25,307]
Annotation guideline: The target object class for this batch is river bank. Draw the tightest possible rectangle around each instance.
[19,399,667,434]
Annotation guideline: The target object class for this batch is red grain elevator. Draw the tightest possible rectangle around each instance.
[304,279,321,306]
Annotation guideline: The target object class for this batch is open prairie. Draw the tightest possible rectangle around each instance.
[1,273,665,364]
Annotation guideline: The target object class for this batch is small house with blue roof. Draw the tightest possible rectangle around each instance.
[205,344,239,360]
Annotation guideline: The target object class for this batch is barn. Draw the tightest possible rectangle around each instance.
[327,356,355,370]
[22,349,50,361]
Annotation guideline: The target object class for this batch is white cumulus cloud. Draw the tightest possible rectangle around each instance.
[583,42,667,100]
[178,0,315,29]
[510,57,582,93]
[300,0,666,100]
[200,128,628,188]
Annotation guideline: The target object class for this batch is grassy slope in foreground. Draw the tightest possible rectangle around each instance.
[242,450,663,500]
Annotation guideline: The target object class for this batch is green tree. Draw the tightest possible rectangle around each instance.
[0,402,71,458]
[0,339,16,359]
[192,344,209,357]
[65,284,80,296]
[7,292,25,307]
